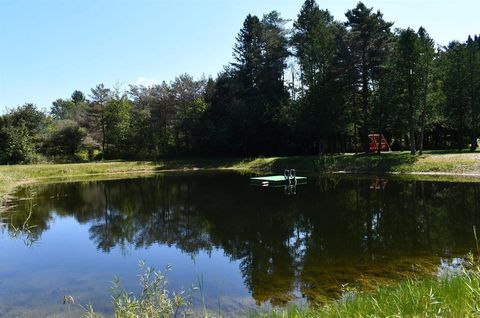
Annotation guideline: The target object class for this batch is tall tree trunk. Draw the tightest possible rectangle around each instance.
[419,113,425,155]
[409,71,416,155]
[361,49,370,154]
[419,62,428,155]
[466,43,477,151]
[470,64,478,151]
[470,124,478,152]
[409,125,416,154]
[101,113,106,160]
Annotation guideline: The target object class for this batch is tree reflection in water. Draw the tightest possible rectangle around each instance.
[5,172,480,305]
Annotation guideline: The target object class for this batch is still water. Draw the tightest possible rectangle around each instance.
[1,171,479,317]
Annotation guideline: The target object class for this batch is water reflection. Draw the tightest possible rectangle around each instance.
[3,172,480,307]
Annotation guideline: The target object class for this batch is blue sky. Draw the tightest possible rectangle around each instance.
[1,0,478,112]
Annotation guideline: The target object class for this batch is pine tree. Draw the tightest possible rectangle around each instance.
[466,35,480,151]
[88,83,111,159]
[443,42,470,150]
[394,28,421,154]
[231,13,289,155]
[292,0,349,153]
[292,0,336,90]
[345,2,393,153]
[417,27,435,154]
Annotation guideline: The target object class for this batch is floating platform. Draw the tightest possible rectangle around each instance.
[250,175,307,187]
[250,176,307,183]
[250,169,307,187]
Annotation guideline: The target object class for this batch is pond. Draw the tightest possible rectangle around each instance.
[1,171,479,317]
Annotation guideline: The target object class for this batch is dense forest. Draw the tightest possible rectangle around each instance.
[1,0,479,164]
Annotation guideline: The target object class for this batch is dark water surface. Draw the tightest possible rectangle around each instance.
[1,171,479,317]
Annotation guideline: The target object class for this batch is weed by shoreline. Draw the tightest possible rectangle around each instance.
[74,256,480,318]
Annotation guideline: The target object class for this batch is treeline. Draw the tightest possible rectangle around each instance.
[1,0,479,164]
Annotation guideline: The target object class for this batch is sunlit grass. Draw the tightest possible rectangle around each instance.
[2,152,480,210]
[253,259,480,318]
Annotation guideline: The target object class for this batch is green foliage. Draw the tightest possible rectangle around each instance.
[71,90,86,104]
[416,27,436,154]
[88,83,112,159]
[1,1,479,162]
[51,92,88,121]
[292,0,336,89]
[4,103,46,134]
[74,149,90,162]
[0,103,46,164]
[82,262,194,318]
[229,11,290,155]
[0,124,35,164]
[443,41,472,150]
[43,120,88,159]
[391,28,423,154]
[51,98,76,120]
[292,1,352,153]
[105,95,133,158]
[345,2,394,153]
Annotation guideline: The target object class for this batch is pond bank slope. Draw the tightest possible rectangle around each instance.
[2,152,480,205]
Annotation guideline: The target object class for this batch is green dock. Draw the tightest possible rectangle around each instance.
[250,174,307,188]
[250,175,307,183]
[250,169,307,187]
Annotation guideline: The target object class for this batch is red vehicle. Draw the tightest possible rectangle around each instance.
[369,134,391,152]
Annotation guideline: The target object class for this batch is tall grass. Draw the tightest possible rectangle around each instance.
[76,255,480,318]
[72,262,195,318]
[253,255,480,318]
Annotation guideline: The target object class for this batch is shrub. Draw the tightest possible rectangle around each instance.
[78,262,195,318]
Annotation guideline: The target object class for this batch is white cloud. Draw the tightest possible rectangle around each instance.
[135,77,159,87]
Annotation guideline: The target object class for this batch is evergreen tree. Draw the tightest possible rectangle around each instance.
[443,41,470,150]
[292,0,352,153]
[417,27,435,154]
[292,0,336,91]
[465,35,480,151]
[231,13,289,155]
[345,2,393,153]
[394,28,422,154]
[71,90,86,104]
[88,83,111,159]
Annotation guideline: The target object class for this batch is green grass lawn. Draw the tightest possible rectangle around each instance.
[231,151,480,175]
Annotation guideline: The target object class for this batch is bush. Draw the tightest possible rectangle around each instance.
[0,125,35,164]
[43,120,86,158]
[74,149,90,162]
[74,262,195,318]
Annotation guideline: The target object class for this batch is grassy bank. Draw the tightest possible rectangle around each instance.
[256,267,480,318]
[2,151,480,207]
[0,159,240,206]
[241,151,480,175]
